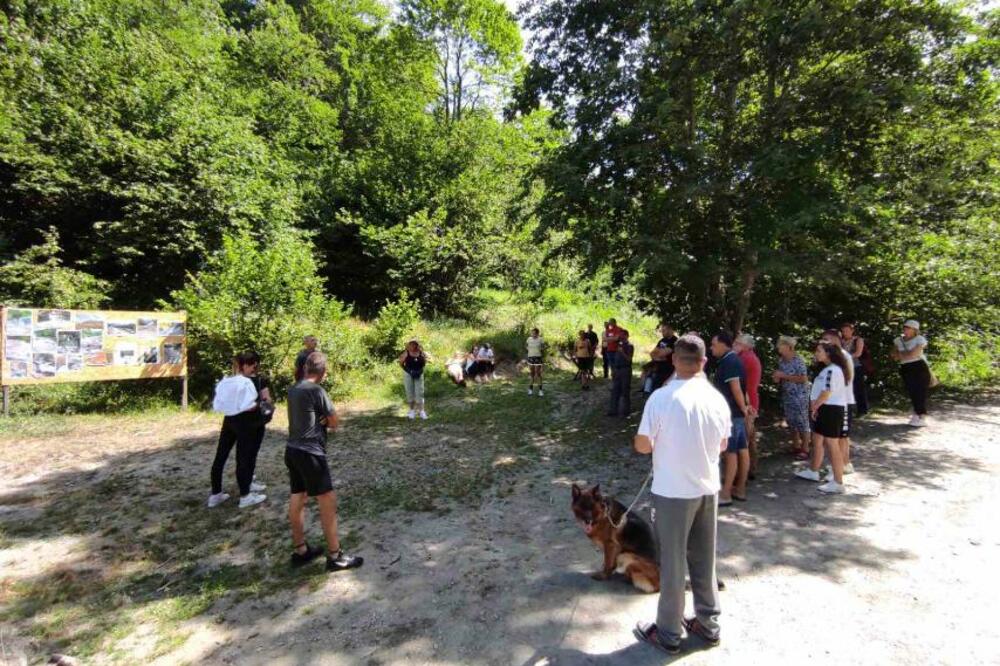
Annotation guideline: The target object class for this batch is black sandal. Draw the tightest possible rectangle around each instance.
[633,622,680,655]
[682,617,721,646]
[290,543,324,568]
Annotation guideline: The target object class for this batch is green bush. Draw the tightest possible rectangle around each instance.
[170,230,364,399]
[931,329,1000,389]
[365,295,421,360]
[0,227,109,309]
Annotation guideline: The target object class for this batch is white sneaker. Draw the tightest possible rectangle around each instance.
[817,481,845,494]
[826,463,855,477]
[250,480,267,492]
[908,414,920,426]
[527,388,533,396]
[795,469,821,482]
[207,492,230,508]
[419,410,428,420]
[539,389,544,397]
[407,409,416,419]
[239,492,267,508]
[913,416,928,428]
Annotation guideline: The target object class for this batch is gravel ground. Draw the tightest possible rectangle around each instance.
[2,389,997,665]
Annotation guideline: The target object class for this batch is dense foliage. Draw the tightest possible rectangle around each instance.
[0,0,555,316]
[519,0,999,352]
[1,0,997,393]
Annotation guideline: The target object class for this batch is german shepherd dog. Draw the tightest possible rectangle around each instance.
[571,483,660,593]
[571,483,727,595]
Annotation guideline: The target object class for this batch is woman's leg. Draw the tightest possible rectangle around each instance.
[234,417,256,497]
[913,362,931,415]
[211,419,237,495]
[825,436,844,484]
[407,373,415,410]
[809,432,825,472]
[417,376,426,413]
[900,364,919,416]
[853,367,869,416]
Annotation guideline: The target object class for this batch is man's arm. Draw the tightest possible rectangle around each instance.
[727,378,748,416]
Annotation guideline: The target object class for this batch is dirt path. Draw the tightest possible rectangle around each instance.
[2,383,998,665]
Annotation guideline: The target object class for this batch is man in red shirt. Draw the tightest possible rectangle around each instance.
[604,318,622,368]
[734,334,762,477]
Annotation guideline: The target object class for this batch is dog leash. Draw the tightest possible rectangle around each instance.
[607,468,653,530]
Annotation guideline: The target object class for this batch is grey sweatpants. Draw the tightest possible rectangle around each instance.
[609,367,631,416]
[653,493,721,645]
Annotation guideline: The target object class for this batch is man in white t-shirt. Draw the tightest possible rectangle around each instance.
[632,335,730,654]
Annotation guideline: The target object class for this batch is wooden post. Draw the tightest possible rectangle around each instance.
[181,376,189,411]
[2,386,9,418]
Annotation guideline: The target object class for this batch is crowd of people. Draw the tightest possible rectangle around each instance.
[631,319,934,654]
[203,316,935,600]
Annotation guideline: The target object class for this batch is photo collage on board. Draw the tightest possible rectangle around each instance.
[3,309,185,380]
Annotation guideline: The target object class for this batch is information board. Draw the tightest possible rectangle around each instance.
[0,306,187,386]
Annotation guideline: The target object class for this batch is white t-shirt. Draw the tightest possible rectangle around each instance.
[896,335,928,364]
[212,375,258,416]
[810,365,848,407]
[526,337,544,357]
[638,376,732,499]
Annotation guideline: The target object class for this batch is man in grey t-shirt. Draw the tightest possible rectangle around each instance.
[285,352,363,573]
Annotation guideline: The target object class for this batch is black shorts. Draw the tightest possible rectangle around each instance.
[812,404,847,439]
[527,356,543,366]
[284,447,334,497]
[577,357,594,371]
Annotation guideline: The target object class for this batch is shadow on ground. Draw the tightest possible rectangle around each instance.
[0,379,992,663]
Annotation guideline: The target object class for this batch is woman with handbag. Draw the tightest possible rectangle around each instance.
[892,320,933,427]
[208,351,273,508]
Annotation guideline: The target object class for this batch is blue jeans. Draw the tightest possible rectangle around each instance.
[726,417,748,453]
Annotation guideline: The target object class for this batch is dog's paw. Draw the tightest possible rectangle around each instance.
[590,571,610,581]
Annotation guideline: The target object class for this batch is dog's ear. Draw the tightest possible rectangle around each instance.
[571,484,581,499]
[590,483,601,499]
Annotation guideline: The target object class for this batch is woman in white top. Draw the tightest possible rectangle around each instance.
[892,319,931,426]
[475,343,495,382]
[526,328,545,396]
[794,342,851,494]
[446,351,467,387]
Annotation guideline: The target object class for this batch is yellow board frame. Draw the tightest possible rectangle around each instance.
[0,306,188,414]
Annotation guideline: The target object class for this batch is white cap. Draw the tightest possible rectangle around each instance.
[903,319,920,331]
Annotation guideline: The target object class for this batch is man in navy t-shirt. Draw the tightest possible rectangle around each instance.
[710,332,749,506]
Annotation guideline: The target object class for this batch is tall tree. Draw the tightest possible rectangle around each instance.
[520,0,981,333]
[401,0,522,122]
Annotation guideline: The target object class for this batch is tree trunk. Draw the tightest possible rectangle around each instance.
[732,252,758,334]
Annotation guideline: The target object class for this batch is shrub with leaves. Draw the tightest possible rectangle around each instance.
[170,230,363,397]
[365,295,421,360]
[0,227,109,309]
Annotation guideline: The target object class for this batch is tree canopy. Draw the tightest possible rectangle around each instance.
[1,0,997,372]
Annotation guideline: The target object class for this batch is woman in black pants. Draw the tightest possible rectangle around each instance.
[840,322,869,417]
[892,320,931,427]
[208,351,272,508]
